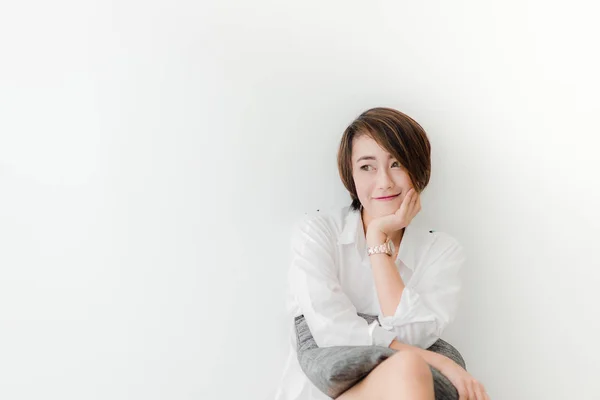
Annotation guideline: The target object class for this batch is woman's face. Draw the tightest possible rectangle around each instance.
[352,135,415,220]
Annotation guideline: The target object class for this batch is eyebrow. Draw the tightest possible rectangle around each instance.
[356,154,394,163]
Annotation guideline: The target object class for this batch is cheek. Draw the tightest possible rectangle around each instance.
[396,171,412,185]
[353,176,371,197]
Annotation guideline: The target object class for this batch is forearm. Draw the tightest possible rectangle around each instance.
[366,231,405,317]
[389,339,451,371]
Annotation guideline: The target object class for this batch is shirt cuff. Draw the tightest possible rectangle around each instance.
[368,320,397,347]
[378,287,434,330]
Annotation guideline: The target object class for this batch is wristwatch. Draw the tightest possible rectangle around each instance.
[367,237,395,257]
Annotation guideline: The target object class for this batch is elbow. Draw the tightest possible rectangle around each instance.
[389,318,442,349]
[311,320,374,348]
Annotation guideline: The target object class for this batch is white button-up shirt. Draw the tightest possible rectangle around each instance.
[274,205,465,400]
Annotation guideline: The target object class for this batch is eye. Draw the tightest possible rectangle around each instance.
[360,165,372,171]
[391,161,400,168]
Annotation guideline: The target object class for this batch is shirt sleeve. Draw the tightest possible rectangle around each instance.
[288,215,397,348]
[378,234,465,349]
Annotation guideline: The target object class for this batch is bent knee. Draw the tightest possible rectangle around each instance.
[385,351,432,380]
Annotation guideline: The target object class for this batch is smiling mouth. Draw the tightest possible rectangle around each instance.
[374,193,400,200]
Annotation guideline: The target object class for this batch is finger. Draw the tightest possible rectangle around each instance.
[407,188,417,210]
[397,189,416,224]
[410,190,419,213]
[396,189,412,216]
[466,382,476,400]
[474,383,486,400]
[404,190,418,220]
[403,188,413,203]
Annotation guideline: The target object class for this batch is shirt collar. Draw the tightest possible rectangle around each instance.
[336,207,361,246]
[336,206,422,271]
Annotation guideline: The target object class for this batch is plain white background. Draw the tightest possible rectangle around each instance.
[1,1,599,399]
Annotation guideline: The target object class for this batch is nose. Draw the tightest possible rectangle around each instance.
[376,168,394,190]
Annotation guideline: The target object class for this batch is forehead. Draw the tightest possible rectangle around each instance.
[352,135,391,161]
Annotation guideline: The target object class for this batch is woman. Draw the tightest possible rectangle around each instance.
[275,107,489,400]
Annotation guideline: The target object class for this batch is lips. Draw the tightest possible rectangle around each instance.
[374,193,400,200]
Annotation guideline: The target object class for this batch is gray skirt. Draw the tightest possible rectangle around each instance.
[295,313,466,399]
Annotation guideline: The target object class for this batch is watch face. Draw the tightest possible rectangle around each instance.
[387,239,395,255]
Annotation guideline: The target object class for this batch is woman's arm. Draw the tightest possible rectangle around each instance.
[289,214,397,347]
[390,340,490,399]
[375,234,466,349]
[389,339,452,371]
[366,230,406,317]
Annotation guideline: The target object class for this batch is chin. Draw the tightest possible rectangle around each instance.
[373,204,397,214]
[368,207,389,217]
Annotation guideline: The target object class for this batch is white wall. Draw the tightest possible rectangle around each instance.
[1,1,599,399]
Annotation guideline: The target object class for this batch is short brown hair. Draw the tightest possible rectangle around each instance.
[337,107,432,211]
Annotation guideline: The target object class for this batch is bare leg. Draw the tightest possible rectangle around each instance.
[337,351,435,400]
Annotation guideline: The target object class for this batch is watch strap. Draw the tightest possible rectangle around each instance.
[367,238,393,256]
